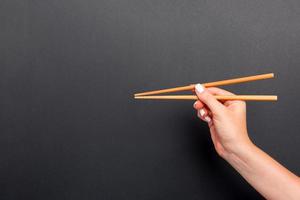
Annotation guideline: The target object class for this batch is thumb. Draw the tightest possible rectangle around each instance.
[194,84,225,114]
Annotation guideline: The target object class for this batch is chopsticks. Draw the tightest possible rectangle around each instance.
[134,73,274,96]
[134,73,277,102]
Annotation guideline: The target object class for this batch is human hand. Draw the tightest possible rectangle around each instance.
[193,84,253,158]
[193,84,300,199]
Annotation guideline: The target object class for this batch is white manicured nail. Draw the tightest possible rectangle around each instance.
[195,84,204,93]
[204,116,211,123]
[197,110,201,118]
[193,101,197,108]
[199,109,205,116]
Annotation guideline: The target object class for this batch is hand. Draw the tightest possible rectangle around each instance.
[193,84,253,158]
[193,84,300,199]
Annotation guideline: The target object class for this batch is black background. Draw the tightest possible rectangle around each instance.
[1,0,300,199]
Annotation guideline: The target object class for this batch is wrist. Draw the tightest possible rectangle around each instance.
[221,142,258,176]
[222,138,256,162]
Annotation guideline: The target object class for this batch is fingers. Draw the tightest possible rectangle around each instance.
[193,101,204,110]
[206,87,246,107]
[194,84,225,114]
[193,101,212,123]
[205,87,236,106]
[199,110,212,123]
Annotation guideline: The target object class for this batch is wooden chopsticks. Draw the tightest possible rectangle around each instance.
[134,73,277,102]
[134,73,274,96]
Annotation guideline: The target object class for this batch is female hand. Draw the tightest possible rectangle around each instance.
[193,84,253,158]
[193,84,300,199]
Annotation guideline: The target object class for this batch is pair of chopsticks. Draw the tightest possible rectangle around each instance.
[134,73,277,101]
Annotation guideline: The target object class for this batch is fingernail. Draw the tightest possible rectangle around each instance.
[204,116,211,123]
[199,109,205,116]
[195,84,204,93]
[193,101,198,108]
[197,110,201,118]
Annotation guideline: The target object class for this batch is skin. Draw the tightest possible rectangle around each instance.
[193,85,300,200]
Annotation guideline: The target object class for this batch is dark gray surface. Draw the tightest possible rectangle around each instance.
[1,0,300,199]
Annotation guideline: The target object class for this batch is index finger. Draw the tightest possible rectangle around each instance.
[205,87,239,106]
